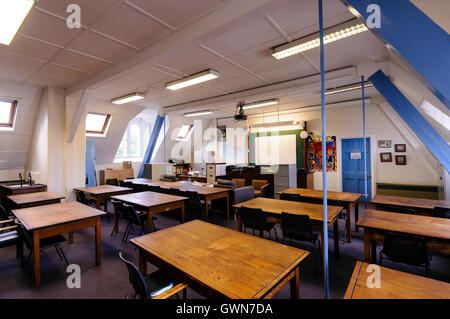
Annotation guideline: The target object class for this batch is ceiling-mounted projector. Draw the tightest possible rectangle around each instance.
[234,101,247,121]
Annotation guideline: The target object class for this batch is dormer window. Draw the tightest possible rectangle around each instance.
[0,99,18,130]
[86,112,111,137]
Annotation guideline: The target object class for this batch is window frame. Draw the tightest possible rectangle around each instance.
[0,99,18,128]
[86,112,112,137]
[176,124,194,141]
[114,118,151,162]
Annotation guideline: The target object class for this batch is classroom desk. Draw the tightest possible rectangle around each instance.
[111,191,187,233]
[344,261,450,299]
[371,195,450,215]
[75,185,132,211]
[131,220,310,299]
[7,191,65,208]
[276,188,361,243]
[233,197,343,259]
[12,201,105,288]
[357,209,450,263]
[126,179,230,220]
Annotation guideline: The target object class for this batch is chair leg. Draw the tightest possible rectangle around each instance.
[379,250,383,266]
[57,246,69,265]
[122,222,130,242]
[55,246,63,261]
[273,228,279,242]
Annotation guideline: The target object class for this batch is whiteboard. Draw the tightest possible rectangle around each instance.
[255,135,297,165]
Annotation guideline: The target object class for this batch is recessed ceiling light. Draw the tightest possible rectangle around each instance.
[184,110,213,117]
[111,92,146,105]
[242,98,280,110]
[0,0,35,46]
[325,82,373,95]
[271,19,368,60]
[165,69,220,90]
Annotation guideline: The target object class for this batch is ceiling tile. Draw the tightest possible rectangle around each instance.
[0,36,60,61]
[91,2,171,49]
[37,64,89,83]
[51,49,110,74]
[209,59,249,84]
[120,67,177,87]
[215,75,268,93]
[128,0,223,29]
[0,69,34,84]
[35,0,116,26]
[19,9,83,47]
[27,74,73,88]
[67,30,136,63]
[0,52,45,73]
[256,60,317,83]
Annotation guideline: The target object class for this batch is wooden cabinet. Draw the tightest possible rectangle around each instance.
[206,163,226,184]
[99,169,134,185]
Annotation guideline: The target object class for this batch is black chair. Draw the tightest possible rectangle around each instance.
[0,218,22,260]
[148,185,162,193]
[122,204,154,243]
[119,252,186,299]
[280,193,302,202]
[111,200,128,236]
[328,199,347,244]
[434,207,450,219]
[387,205,416,215]
[106,178,119,186]
[240,206,278,241]
[19,224,68,269]
[74,190,96,207]
[185,191,205,221]
[281,212,321,275]
[379,232,430,276]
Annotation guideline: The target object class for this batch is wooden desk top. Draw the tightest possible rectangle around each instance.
[131,220,309,299]
[111,191,187,208]
[12,201,105,231]
[344,261,450,299]
[371,195,450,210]
[7,191,65,205]
[357,209,450,240]
[75,185,132,195]
[277,188,361,203]
[233,197,342,224]
[128,180,229,195]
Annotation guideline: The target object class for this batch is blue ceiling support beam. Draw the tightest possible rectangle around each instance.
[340,0,450,109]
[138,115,165,178]
[369,70,450,172]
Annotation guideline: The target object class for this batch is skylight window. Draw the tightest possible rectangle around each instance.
[86,113,111,137]
[176,124,193,141]
[0,99,18,130]
[420,100,449,131]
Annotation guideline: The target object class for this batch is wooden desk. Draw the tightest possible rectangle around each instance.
[127,179,230,220]
[371,195,450,215]
[277,188,361,243]
[357,209,450,263]
[12,201,105,288]
[131,220,309,299]
[75,185,132,211]
[7,191,65,208]
[344,261,450,299]
[111,191,187,233]
[233,197,343,259]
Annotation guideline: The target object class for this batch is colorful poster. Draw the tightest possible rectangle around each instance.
[307,136,337,172]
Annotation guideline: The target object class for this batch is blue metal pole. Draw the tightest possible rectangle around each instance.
[362,76,368,209]
[318,0,329,299]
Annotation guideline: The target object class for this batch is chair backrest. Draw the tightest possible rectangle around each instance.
[251,179,268,190]
[111,200,125,218]
[18,224,33,250]
[0,204,9,221]
[280,193,302,202]
[383,232,428,266]
[240,206,266,230]
[119,252,150,299]
[106,178,119,186]
[434,207,450,219]
[387,205,416,215]
[74,190,86,203]
[119,180,127,187]
[232,178,246,188]
[186,191,203,216]
[123,204,142,225]
[281,212,314,242]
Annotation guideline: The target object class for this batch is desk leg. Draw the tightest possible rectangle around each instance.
[139,248,147,276]
[95,218,101,266]
[204,195,209,220]
[333,220,340,258]
[363,230,370,262]
[225,193,230,220]
[181,203,185,224]
[33,231,41,288]
[346,203,352,243]
[69,232,74,244]
[371,240,377,264]
[320,230,325,266]
[237,210,242,232]
[148,212,154,233]
[290,267,300,299]
[354,203,359,232]
[114,208,119,233]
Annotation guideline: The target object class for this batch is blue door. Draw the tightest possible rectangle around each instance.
[342,138,371,200]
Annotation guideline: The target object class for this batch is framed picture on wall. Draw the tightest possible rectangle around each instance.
[395,144,406,152]
[380,152,392,162]
[378,140,391,148]
[395,155,407,165]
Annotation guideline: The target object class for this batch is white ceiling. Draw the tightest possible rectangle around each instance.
[0,0,389,118]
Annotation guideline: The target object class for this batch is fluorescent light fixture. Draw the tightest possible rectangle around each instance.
[242,98,280,110]
[165,69,220,90]
[0,0,35,46]
[111,92,146,105]
[184,110,213,117]
[250,120,304,133]
[325,82,373,95]
[272,19,368,60]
